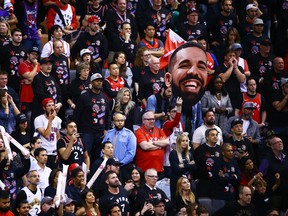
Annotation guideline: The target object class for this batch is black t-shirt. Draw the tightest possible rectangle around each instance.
[213,201,257,216]
[215,64,244,108]
[209,13,237,43]
[225,137,255,160]
[10,130,30,152]
[71,31,108,62]
[68,77,90,103]
[138,6,173,42]
[99,187,130,216]
[0,43,27,91]
[242,33,269,59]
[31,72,62,120]
[138,70,165,100]
[178,22,207,41]
[49,53,70,97]
[269,91,288,126]
[105,10,138,42]
[194,144,222,180]
[73,90,111,133]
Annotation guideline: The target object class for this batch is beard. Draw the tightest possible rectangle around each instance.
[114,125,124,131]
[0,206,10,213]
[172,81,205,109]
[110,181,120,188]
[206,119,215,126]
[45,109,54,116]
[243,113,252,120]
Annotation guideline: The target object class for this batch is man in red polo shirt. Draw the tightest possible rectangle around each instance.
[18,46,40,114]
[135,111,169,178]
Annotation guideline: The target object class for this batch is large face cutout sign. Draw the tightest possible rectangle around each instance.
[164,42,208,107]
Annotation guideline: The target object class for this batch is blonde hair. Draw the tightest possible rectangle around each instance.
[114,87,135,115]
[0,21,11,37]
[176,176,196,205]
[175,133,190,165]
[77,61,90,74]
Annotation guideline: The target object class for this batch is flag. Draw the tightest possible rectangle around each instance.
[160,29,186,70]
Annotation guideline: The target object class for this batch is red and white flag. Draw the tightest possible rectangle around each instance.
[160,29,186,70]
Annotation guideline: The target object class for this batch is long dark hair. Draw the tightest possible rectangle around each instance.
[240,156,259,178]
[124,164,145,187]
[48,168,62,186]
[114,51,127,78]
[80,189,100,213]
[208,75,228,96]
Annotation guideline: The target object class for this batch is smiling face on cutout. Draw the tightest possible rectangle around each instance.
[165,42,207,107]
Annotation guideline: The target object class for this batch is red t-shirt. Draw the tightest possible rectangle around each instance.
[0,210,14,216]
[135,126,167,172]
[18,60,40,102]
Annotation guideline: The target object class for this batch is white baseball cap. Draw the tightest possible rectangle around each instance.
[80,49,92,57]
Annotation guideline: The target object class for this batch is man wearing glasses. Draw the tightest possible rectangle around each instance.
[135,111,169,178]
[135,168,174,215]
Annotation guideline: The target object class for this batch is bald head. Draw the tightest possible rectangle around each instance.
[148,55,160,73]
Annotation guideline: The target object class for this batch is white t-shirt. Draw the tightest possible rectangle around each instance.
[192,124,223,145]
[41,39,71,58]
[242,119,250,135]
[34,114,62,155]
[36,164,52,193]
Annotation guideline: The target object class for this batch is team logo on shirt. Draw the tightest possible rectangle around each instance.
[259,66,266,74]
[251,45,259,54]
[101,105,106,112]
[220,26,227,34]
[92,104,100,113]
[10,56,18,65]
[206,158,214,167]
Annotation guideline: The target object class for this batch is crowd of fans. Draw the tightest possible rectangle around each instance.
[0,0,288,215]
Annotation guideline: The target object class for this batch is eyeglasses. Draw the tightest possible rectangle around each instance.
[143,54,151,57]
[146,175,158,179]
[144,118,155,121]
